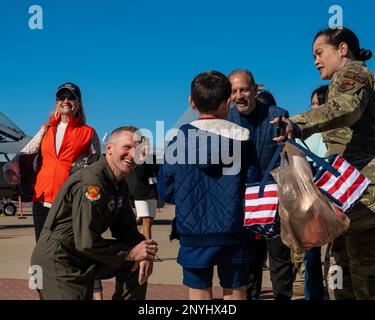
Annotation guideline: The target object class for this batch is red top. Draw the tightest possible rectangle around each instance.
[198,116,221,120]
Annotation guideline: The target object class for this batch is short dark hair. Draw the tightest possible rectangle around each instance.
[108,126,141,143]
[228,69,256,85]
[311,85,329,105]
[190,71,231,113]
[257,90,277,106]
[314,27,372,62]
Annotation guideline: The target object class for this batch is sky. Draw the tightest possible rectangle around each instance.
[1,0,374,145]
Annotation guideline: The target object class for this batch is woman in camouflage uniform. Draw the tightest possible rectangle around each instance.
[274,27,375,300]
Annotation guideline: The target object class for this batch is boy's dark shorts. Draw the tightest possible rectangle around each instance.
[182,263,250,289]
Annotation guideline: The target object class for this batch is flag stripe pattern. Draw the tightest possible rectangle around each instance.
[315,155,370,212]
[244,184,278,226]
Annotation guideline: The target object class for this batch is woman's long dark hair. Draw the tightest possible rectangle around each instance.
[311,85,329,105]
[314,27,372,62]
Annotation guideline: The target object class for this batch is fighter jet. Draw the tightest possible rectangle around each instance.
[0,112,30,160]
[0,112,31,215]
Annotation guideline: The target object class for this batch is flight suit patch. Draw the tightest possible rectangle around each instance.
[108,197,116,211]
[117,197,124,208]
[85,185,101,201]
[338,80,355,92]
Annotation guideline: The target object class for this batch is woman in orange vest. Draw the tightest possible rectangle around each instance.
[5,82,101,239]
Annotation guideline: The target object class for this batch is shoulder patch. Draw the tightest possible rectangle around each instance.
[117,196,124,208]
[343,71,366,84]
[85,185,101,201]
[108,197,116,211]
[338,80,356,92]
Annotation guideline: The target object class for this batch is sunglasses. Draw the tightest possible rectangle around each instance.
[56,95,77,101]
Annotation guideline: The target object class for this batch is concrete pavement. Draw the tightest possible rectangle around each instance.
[0,203,305,300]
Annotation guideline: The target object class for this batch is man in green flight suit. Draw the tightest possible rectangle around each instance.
[31,126,158,300]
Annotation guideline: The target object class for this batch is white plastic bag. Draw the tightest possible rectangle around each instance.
[271,142,350,253]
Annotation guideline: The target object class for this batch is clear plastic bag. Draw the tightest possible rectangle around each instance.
[271,142,350,253]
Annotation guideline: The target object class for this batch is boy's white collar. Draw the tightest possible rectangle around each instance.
[190,118,249,141]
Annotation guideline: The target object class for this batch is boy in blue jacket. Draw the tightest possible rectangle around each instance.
[158,71,259,300]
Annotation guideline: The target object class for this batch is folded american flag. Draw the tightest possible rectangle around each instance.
[315,155,371,212]
[244,183,278,226]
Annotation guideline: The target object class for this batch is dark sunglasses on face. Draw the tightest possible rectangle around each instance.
[56,94,77,101]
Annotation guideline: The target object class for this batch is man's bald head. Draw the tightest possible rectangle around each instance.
[228,69,258,115]
[228,69,256,85]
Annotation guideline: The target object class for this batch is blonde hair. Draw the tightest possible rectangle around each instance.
[48,99,87,125]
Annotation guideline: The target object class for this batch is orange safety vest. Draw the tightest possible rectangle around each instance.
[33,114,95,203]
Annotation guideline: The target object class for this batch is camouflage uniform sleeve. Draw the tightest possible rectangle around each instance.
[322,128,352,146]
[71,183,130,269]
[291,66,373,140]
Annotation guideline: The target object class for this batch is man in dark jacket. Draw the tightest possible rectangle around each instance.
[226,69,294,300]
[30,126,158,300]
